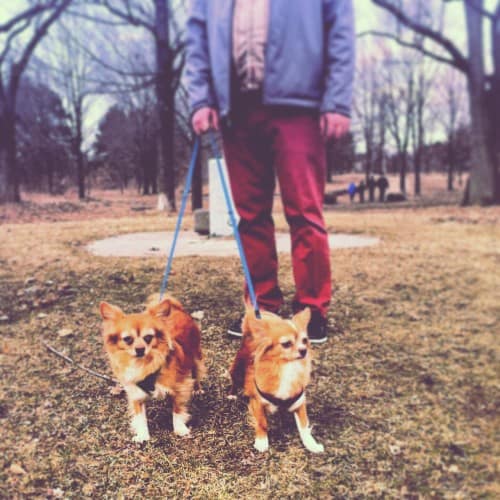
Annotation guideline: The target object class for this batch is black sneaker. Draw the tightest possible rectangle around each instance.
[227,316,244,338]
[307,312,328,344]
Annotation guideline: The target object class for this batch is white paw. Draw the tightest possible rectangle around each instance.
[227,394,237,400]
[173,423,191,437]
[132,432,150,443]
[254,436,269,452]
[302,435,324,453]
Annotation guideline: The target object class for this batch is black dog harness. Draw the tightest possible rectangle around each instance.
[255,381,304,411]
[136,369,161,395]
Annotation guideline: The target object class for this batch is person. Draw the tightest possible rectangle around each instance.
[185,0,355,343]
[358,180,366,203]
[367,175,376,202]
[376,174,389,202]
[348,182,357,202]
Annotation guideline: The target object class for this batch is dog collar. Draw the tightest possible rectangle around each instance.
[254,381,304,411]
[136,369,161,395]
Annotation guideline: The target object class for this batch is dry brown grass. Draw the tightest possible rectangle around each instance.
[0,189,498,499]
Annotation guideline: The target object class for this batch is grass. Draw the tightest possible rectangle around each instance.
[0,193,498,498]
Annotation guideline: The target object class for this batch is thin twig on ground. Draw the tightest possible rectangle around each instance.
[42,341,118,384]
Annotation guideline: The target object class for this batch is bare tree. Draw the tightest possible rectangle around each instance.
[85,0,187,211]
[384,58,415,194]
[410,62,437,196]
[0,0,72,203]
[435,66,469,190]
[43,19,100,199]
[367,0,500,205]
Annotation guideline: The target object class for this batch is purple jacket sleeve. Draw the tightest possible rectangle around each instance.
[321,0,355,117]
[185,0,217,115]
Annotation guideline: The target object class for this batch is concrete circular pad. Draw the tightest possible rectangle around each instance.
[87,231,379,258]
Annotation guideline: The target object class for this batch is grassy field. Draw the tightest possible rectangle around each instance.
[0,189,498,498]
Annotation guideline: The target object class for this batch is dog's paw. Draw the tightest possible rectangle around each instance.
[132,432,150,443]
[227,394,237,400]
[303,437,324,453]
[253,436,269,452]
[173,424,191,437]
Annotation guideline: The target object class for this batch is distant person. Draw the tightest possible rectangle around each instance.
[376,175,389,202]
[185,0,355,344]
[357,180,366,203]
[367,175,376,202]
[348,182,357,202]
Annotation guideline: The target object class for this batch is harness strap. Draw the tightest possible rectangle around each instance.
[255,380,304,410]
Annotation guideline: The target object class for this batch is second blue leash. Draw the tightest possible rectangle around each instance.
[159,136,200,300]
[208,131,261,319]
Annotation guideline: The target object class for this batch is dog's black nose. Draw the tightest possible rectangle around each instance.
[299,348,307,358]
[135,347,145,357]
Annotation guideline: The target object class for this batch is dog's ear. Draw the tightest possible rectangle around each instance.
[148,298,172,318]
[292,307,311,331]
[254,337,273,360]
[100,302,124,321]
[243,312,268,339]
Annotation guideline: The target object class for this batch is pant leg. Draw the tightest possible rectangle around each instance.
[221,109,283,313]
[269,108,331,317]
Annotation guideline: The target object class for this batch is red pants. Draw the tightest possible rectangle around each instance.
[222,97,331,317]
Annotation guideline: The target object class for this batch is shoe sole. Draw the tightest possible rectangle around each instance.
[309,337,327,344]
[227,329,243,338]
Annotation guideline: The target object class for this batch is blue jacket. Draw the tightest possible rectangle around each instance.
[184,0,355,119]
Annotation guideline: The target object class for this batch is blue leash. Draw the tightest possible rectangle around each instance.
[159,131,261,319]
[159,137,200,300]
[208,132,261,319]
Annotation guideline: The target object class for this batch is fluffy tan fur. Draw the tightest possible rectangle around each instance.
[229,307,324,453]
[100,295,205,442]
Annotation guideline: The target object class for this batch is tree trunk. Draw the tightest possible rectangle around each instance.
[400,152,407,193]
[463,0,497,204]
[155,0,176,212]
[447,133,455,191]
[489,2,500,201]
[74,103,85,200]
[0,108,21,203]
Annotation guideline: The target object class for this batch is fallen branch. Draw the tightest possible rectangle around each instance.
[42,341,118,385]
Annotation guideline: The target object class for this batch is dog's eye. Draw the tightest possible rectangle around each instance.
[143,335,153,344]
[281,341,293,349]
[122,336,133,345]
[302,338,308,345]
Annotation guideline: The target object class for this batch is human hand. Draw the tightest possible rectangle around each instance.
[192,107,219,135]
[320,113,350,140]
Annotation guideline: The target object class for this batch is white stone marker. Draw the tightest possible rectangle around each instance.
[208,157,239,236]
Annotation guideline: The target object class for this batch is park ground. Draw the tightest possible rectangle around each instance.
[0,174,498,498]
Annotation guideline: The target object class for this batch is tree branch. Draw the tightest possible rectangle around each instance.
[42,341,118,384]
[0,2,54,32]
[445,0,496,20]
[8,0,73,97]
[98,0,155,34]
[371,0,469,73]
[0,18,32,65]
[65,8,131,27]
[358,30,460,68]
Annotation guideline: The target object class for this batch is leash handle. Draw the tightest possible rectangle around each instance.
[159,136,200,300]
[208,131,261,319]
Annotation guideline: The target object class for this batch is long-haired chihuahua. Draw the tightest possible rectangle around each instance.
[229,307,324,453]
[100,296,205,442]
